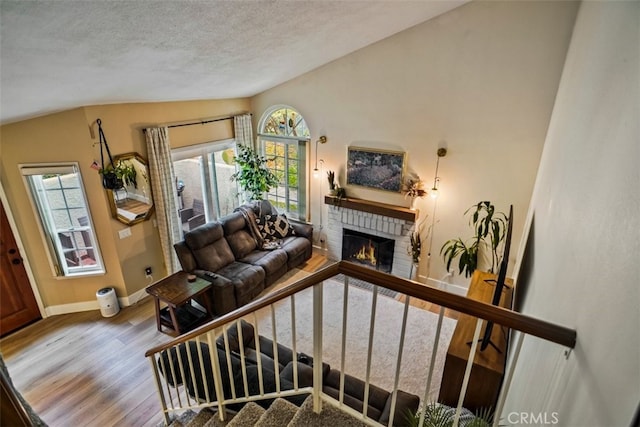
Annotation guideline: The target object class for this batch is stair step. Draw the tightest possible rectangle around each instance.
[255,398,298,427]
[288,396,368,427]
[226,402,266,427]
[186,408,216,427]
[169,409,197,427]
[202,411,229,427]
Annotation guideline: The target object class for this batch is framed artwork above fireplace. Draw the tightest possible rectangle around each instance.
[346,146,405,193]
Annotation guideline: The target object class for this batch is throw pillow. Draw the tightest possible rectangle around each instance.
[256,214,296,242]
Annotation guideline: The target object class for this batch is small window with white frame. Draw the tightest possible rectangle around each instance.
[20,163,105,277]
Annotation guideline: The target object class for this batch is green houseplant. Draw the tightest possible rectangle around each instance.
[99,159,138,189]
[231,144,279,201]
[440,201,507,277]
[406,402,497,427]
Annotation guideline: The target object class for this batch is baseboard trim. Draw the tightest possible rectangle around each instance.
[44,288,150,316]
[45,301,99,316]
[421,276,469,297]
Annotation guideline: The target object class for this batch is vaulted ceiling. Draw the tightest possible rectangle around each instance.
[0,0,468,125]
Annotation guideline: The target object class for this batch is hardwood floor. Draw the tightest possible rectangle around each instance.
[1,295,168,427]
[0,252,456,427]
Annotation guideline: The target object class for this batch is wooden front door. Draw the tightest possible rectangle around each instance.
[0,202,41,337]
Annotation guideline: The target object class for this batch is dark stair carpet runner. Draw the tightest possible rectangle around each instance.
[166,395,368,427]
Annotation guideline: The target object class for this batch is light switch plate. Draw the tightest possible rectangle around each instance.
[118,227,132,239]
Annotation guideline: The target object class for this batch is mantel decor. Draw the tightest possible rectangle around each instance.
[346,146,406,193]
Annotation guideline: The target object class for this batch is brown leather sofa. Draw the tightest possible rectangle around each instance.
[173,201,313,316]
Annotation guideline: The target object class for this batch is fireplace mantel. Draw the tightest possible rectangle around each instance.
[324,195,417,222]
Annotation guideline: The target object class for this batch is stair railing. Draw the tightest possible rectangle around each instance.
[145,261,576,426]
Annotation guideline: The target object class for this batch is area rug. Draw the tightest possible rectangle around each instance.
[250,278,457,401]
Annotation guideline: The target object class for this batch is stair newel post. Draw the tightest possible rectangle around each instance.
[312,281,324,413]
[207,329,227,420]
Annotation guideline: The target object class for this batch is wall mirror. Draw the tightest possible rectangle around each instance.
[106,152,154,225]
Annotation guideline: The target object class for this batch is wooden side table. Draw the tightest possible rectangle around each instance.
[146,271,214,336]
[438,270,513,411]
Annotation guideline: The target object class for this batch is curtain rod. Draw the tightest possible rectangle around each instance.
[143,113,252,132]
[168,115,232,129]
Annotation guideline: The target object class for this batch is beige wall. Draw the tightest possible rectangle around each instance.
[504,1,639,424]
[251,1,579,286]
[0,98,249,309]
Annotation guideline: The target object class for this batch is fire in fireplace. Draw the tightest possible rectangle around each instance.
[342,228,394,273]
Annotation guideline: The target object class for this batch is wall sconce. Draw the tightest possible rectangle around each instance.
[313,135,327,178]
[430,148,447,199]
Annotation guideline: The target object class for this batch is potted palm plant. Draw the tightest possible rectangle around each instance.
[231,144,279,201]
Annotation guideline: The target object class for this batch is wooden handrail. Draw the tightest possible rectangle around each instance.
[145,261,576,357]
[145,263,340,357]
[337,262,576,348]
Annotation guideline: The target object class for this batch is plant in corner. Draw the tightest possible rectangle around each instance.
[231,144,279,201]
[440,201,507,278]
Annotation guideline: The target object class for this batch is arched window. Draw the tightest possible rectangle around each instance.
[257,106,310,220]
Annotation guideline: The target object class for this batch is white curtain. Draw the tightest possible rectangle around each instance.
[234,113,254,147]
[145,127,182,274]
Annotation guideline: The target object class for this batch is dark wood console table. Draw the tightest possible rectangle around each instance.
[146,271,214,336]
[438,270,513,411]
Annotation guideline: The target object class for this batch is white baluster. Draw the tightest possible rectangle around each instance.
[453,318,484,427]
[149,357,171,425]
[195,336,211,402]
[339,276,350,407]
[221,324,237,400]
[312,282,324,413]
[252,313,265,396]
[387,295,411,426]
[493,331,525,427]
[363,284,379,418]
[270,305,281,393]
[237,319,249,397]
[290,294,298,390]
[208,330,226,413]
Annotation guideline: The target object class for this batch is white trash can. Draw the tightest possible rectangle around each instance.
[96,287,120,317]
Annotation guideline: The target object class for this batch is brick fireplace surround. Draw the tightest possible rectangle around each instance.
[324,196,418,279]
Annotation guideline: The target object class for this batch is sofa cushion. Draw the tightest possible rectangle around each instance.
[185,222,235,272]
[256,214,296,242]
[324,369,390,411]
[240,249,288,277]
[242,365,309,408]
[217,319,256,353]
[323,385,383,421]
[279,236,311,267]
[219,212,258,259]
[379,389,420,426]
[158,341,238,401]
[280,360,330,388]
[217,262,265,305]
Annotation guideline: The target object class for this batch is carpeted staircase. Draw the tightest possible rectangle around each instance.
[166,396,369,427]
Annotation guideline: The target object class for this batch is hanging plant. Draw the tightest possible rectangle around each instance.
[230,144,279,201]
[99,160,138,189]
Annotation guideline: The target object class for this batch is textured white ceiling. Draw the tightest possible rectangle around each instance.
[0,0,467,125]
